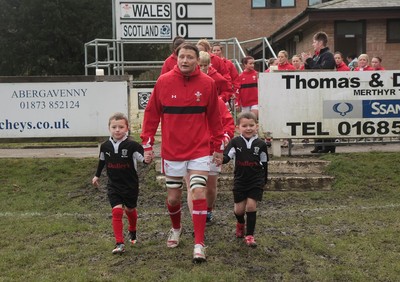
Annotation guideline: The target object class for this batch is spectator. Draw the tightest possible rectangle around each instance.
[371,56,385,70]
[334,51,350,71]
[301,31,336,70]
[277,50,295,70]
[346,54,358,70]
[264,57,278,72]
[354,54,374,71]
[291,54,304,70]
[301,31,336,153]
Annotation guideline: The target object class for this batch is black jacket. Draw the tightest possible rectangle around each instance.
[305,47,335,69]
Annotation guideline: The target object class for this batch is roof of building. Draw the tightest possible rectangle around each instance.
[310,0,400,10]
[268,0,400,42]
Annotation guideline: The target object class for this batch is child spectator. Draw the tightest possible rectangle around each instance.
[223,112,269,247]
[92,112,147,254]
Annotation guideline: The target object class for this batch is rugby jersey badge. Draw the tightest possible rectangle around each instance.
[195,91,202,102]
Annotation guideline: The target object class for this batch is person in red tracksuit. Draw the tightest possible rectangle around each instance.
[211,42,241,101]
[238,56,259,119]
[141,43,224,264]
[160,36,185,75]
[182,50,234,225]
[199,51,233,103]
[196,39,231,84]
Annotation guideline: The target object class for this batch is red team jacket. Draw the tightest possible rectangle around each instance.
[336,62,350,71]
[207,66,233,102]
[238,69,258,107]
[160,53,178,75]
[141,65,225,161]
[209,97,235,155]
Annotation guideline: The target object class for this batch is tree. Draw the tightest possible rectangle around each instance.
[0,0,112,75]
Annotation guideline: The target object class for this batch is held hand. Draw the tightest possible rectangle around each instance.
[144,150,154,164]
[212,152,223,166]
[223,137,230,147]
[92,176,99,187]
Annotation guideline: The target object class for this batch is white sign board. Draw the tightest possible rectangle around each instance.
[116,0,215,40]
[258,71,400,139]
[0,81,128,138]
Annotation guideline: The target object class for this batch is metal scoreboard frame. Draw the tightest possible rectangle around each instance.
[114,1,215,41]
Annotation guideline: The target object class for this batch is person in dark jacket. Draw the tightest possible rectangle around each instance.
[302,32,336,153]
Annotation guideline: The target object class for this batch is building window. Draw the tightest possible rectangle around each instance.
[309,0,332,5]
[252,0,295,8]
[387,19,400,43]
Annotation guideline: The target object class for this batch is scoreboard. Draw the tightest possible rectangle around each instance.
[115,1,215,40]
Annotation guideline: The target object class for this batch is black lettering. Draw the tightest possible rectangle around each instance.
[282,75,295,89]
[286,122,301,135]
[302,122,316,136]
[394,73,400,87]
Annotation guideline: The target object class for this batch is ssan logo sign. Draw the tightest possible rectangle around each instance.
[324,100,400,118]
[364,100,400,118]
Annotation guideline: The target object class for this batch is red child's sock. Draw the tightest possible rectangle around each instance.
[167,200,181,230]
[125,208,138,232]
[192,199,207,245]
[112,207,124,243]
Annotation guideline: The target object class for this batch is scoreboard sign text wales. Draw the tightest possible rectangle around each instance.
[116,1,215,40]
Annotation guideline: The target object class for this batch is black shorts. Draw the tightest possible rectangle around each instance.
[233,187,263,203]
[107,185,139,209]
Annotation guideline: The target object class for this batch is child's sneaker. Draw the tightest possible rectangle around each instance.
[192,244,207,263]
[236,223,245,238]
[128,231,137,245]
[167,227,182,248]
[112,243,126,254]
[244,235,257,248]
[206,211,214,225]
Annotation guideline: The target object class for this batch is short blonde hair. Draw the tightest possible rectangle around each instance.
[199,51,211,65]
[358,53,369,63]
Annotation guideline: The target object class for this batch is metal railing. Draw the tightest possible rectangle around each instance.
[84,37,277,80]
